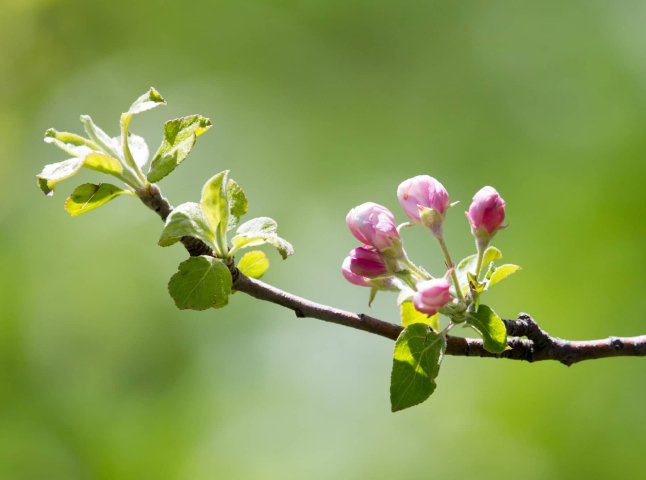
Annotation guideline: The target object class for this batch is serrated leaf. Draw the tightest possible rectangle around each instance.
[201,171,229,246]
[488,264,521,288]
[147,114,213,183]
[226,179,248,230]
[400,301,440,331]
[158,202,215,248]
[237,251,269,279]
[126,87,166,115]
[390,324,446,412]
[64,183,128,216]
[168,256,232,310]
[37,158,84,195]
[231,217,294,259]
[467,304,507,353]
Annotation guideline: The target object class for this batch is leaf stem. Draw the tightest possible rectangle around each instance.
[435,235,464,302]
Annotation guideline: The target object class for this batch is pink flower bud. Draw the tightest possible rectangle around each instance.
[466,186,506,241]
[348,246,387,278]
[413,278,452,315]
[397,175,450,225]
[341,256,372,287]
[346,202,400,252]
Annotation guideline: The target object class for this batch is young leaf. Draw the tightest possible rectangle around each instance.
[230,217,294,259]
[147,115,213,183]
[119,88,166,182]
[227,179,248,230]
[467,304,508,353]
[158,202,215,248]
[113,134,149,169]
[487,264,521,288]
[237,250,269,279]
[201,171,230,254]
[390,324,446,412]
[64,183,129,216]
[83,152,123,177]
[37,158,84,195]
[44,128,99,151]
[456,246,503,290]
[80,115,121,159]
[400,301,440,331]
[168,256,232,310]
[125,87,166,115]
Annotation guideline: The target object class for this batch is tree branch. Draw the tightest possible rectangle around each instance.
[137,184,646,366]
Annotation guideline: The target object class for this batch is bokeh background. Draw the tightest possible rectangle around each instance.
[2,0,646,478]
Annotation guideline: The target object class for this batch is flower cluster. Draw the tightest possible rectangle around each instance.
[342,175,506,321]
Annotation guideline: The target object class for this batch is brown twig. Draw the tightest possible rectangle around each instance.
[137,184,646,366]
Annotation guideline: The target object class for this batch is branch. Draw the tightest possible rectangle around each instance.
[137,184,646,366]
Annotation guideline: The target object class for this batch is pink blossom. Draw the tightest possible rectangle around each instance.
[346,202,400,252]
[466,186,506,239]
[413,278,452,315]
[348,246,387,278]
[397,175,450,224]
[341,256,372,287]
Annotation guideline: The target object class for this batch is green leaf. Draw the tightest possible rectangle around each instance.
[201,171,229,253]
[126,87,166,115]
[44,128,99,151]
[231,217,294,259]
[158,202,215,248]
[113,134,149,169]
[390,324,446,412]
[83,152,123,176]
[400,301,440,331]
[237,251,269,279]
[467,304,507,353]
[80,115,121,159]
[226,179,248,230]
[147,114,213,183]
[456,246,503,291]
[119,88,166,181]
[488,264,521,288]
[37,158,84,195]
[64,183,128,216]
[168,256,232,310]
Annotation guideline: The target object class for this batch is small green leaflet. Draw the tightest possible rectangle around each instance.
[231,217,294,259]
[390,324,446,412]
[158,202,215,249]
[125,87,166,115]
[226,179,248,231]
[168,256,232,310]
[456,246,503,291]
[64,183,129,216]
[147,114,213,183]
[467,304,508,353]
[237,251,269,279]
[200,171,230,256]
[37,158,84,195]
[400,300,440,331]
[488,264,521,288]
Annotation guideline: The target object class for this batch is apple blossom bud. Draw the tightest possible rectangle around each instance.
[397,175,449,236]
[341,256,372,287]
[413,278,452,315]
[346,202,400,252]
[348,246,387,278]
[466,186,506,242]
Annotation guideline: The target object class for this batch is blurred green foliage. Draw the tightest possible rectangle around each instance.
[1,0,646,478]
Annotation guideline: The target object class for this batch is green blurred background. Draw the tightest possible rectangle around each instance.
[2,0,646,478]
